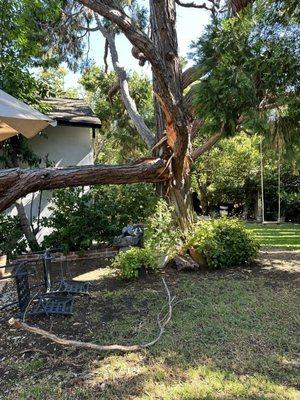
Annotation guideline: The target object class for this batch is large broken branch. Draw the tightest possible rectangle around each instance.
[95,17,155,149]
[0,158,168,212]
[8,278,174,353]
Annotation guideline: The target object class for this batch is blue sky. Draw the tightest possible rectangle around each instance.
[64,5,210,90]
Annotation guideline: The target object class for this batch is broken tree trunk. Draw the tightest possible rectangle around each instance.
[149,0,194,230]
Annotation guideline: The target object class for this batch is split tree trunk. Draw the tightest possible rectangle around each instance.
[149,0,194,230]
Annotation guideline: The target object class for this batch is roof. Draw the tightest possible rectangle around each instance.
[42,98,101,128]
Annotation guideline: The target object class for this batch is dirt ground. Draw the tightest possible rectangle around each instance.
[0,249,299,400]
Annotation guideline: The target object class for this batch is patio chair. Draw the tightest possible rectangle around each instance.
[13,263,74,317]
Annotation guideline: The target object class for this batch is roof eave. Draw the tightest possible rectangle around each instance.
[56,120,102,129]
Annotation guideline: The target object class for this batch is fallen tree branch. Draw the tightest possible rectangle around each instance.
[20,348,51,357]
[0,158,168,212]
[8,278,174,353]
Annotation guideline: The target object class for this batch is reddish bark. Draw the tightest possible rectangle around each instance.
[0,159,168,212]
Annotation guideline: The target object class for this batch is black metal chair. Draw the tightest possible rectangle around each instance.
[13,263,74,317]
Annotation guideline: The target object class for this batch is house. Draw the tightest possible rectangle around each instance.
[10,97,101,242]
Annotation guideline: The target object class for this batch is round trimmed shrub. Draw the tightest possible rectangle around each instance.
[112,247,159,279]
[186,218,259,269]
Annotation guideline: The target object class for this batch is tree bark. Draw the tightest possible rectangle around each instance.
[149,0,194,230]
[0,158,168,212]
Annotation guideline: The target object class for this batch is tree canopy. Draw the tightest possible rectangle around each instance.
[191,0,299,158]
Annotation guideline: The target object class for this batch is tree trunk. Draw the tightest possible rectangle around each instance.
[15,200,40,251]
[149,0,194,230]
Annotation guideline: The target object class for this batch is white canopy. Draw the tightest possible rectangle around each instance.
[0,89,57,141]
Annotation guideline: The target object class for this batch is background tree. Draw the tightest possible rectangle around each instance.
[80,66,154,163]
[0,0,89,250]
[192,133,299,221]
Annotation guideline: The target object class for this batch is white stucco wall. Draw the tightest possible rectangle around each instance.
[30,125,93,168]
[9,124,94,243]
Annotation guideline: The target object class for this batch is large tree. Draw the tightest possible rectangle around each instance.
[1,0,297,231]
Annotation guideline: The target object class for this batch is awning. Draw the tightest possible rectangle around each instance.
[0,89,57,141]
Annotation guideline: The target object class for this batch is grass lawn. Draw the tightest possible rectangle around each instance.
[245,223,300,249]
[0,255,299,400]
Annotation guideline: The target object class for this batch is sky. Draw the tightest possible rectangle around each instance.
[64,4,210,90]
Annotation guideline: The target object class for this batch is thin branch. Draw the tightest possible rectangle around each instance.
[8,278,174,353]
[175,0,212,10]
[104,39,109,73]
[78,24,101,32]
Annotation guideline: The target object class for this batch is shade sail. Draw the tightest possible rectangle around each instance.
[0,89,57,141]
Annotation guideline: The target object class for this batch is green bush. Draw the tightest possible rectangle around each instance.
[144,199,181,259]
[186,217,259,269]
[42,184,158,251]
[0,214,27,257]
[112,247,159,279]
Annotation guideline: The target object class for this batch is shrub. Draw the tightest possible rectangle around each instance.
[112,247,159,279]
[186,217,259,269]
[144,199,182,259]
[42,184,158,251]
[0,214,27,257]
